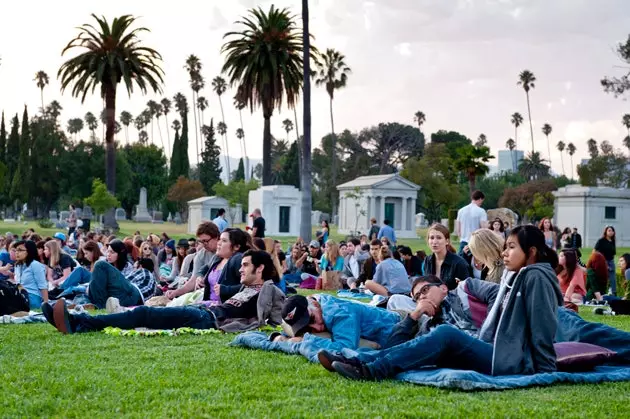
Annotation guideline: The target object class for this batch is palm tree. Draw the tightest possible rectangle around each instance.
[454,145,494,193]
[197,96,208,126]
[506,138,516,172]
[217,121,229,178]
[84,112,98,140]
[314,48,351,215]
[222,5,308,186]
[233,92,249,179]
[67,118,84,141]
[475,133,487,147]
[146,100,160,143]
[120,111,132,144]
[511,112,523,151]
[184,55,202,166]
[567,143,576,179]
[622,114,630,136]
[519,151,550,180]
[134,114,147,140]
[171,119,181,136]
[212,76,231,177]
[34,71,49,112]
[542,123,552,168]
[556,140,566,177]
[413,111,426,132]
[517,70,536,153]
[45,100,63,122]
[161,97,172,155]
[282,118,294,141]
[59,14,164,228]
[587,138,598,158]
[300,0,313,241]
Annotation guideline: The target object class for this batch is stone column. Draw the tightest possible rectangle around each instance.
[401,197,407,232]
[411,197,417,231]
[380,195,386,223]
[369,195,376,224]
[339,195,345,229]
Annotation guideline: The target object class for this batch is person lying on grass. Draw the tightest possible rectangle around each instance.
[41,250,283,334]
[319,225,565,380]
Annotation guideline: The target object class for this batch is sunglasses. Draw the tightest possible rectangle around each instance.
[412,283,441,302]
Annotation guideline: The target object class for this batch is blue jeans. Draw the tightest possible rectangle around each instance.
[87,261,142,309]
[74,305,216,332]
[27,292,43,309]
[607,260,616,295]
[365,325,493,379]
[284,273,302,284]
[60,267,92,290]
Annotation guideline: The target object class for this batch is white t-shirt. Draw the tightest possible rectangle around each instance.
[456,202,487,242]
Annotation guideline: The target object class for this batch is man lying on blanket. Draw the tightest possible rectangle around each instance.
[41,250,284,334]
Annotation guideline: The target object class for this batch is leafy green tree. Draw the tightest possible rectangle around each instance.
[587,138,598,158]
[280,142,300,188]
[167,176,205,222]
[161,98,172,153]
[498,179,557,222]
[85,178,120,218]
[198,120,223,194]
[0,112,6,171]
[6,114,20,180]
[517,70,536,153]
[233,158,245,182]
[525,192,555,222]
[10,107,31,206]
[0,112,7,203]
[578,148,628,188]
[601,35,630,97]
[454,144,494,194]
[430,130,470,160]
[172,93,190,179]
[59,14,164,229]
[475,134,487,147]
[170,127,181,180]
[282,119,294,141]
[30,117,66,215]
[359,122,425,173]
[222,5,313,186]
[519,151,550,180]
[212,179,259,223]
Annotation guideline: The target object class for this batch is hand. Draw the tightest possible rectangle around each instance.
[213,283,221,296]
[463,245,470,254]
[272,335,288,342]
[413,299,437,318]
[288,337,303,343]
[165,290,177,300]
[195,277,205,290]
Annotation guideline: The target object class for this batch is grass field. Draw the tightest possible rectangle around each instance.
[0,310,629,417]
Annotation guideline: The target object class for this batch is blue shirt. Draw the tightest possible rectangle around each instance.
[15,261,47,297]
[377,224,397,244]
[320,255,344,272]
[373,258,411,294]
[212,216,229,233]
[0,252,14,280]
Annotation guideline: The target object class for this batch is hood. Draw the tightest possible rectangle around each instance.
[520,263,564,306]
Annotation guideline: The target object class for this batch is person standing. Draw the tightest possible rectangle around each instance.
[455,190,488,255]
[66,205,78,236]
[595,226,617,296]
[377,220,397,246]
[368,218,380,240]
[570,227,583,250]
[212,208,229,233]
[250,208,266,238]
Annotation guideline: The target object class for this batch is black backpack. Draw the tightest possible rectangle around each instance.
[0,280,30,315]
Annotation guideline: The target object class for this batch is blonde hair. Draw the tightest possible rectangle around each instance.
[324,240,340,268]
[379,245,392,261]
[263,238,284,280]
[45,240,61,267]
[468,229,505,283]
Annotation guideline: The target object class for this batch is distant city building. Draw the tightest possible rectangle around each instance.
[498,149,524,173]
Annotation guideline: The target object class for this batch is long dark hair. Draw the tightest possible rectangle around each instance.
[602,225,616,245]
[509,225,559,269]
[621,253,630,274]
[108,239,129,271]
[223,228,250,255]
[14,240,38,267]
[557,249,578,287]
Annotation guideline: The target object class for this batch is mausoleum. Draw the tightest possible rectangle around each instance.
[187,196,243,234]
[248,185,301,236]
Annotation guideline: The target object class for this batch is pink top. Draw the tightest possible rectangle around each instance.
[558,269,586,297]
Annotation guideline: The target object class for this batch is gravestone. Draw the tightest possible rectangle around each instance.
[83,206,93,220]
[311,210,322,226]
[133,187,152,222]
[167,212,173,222]
[151,211,164,224]
[24,210,34,219]
[115,208,126,221]
[415,213,426,228]
[49,211,58,221]
[174,212,182,225]
[75,207,83,219]
[58,211,70,228]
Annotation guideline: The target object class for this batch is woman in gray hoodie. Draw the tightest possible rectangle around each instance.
[325,225,564,380]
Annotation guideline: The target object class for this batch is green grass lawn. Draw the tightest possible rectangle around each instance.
[1,309,629,417]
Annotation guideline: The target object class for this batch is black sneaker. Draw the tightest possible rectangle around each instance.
[52,298,75,334]
[332,360,375,381]
[317,350,362,372]
[40,302,57,328]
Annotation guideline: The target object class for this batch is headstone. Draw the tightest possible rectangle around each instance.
[24,210,33,219]
[415,213,426,228]
[49,210,58,221]
[83,206,93,220]
[167,212,174,222]
[75,207,83,219]
[59,211,70,223]
[115,208,126,221]
[174,212,183,225]
[151,211,164,224]
[321,213,330,222]
[311,210,322,226]
[133,187,152,222]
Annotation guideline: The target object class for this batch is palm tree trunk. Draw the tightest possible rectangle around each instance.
[40,89,44,113]
[468,174,476,195]
[560,153,565,177]
[262,115,272,186]
[218,96,231,180]
[125,126,129,145]
[570,155,574,179]
[103,85,119,230]
[156,117,164,151]
[526,92,534,153]
[511,150,515,173]
[546,135,552,172]
[300,0,313,242]
[164,114,171,159]
[293,106,301,188]
[329,96,337,219]
[238,109,249,181]
[191,89,200,167]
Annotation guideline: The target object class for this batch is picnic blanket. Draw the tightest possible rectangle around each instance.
[336,290,372,300]
[230,331,630,390]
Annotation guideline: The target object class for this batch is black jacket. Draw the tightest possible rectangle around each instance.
[404,255,423,277]
[202,252,244,302]
[570,233,582,249]
[423,251,471,290]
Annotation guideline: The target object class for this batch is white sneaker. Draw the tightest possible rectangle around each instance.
[105,297,124,314]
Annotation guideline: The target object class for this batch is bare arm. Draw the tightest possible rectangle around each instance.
[53,267,72,287]
[455,220,461,237]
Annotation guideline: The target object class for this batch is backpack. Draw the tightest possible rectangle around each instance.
[0,280,30,315]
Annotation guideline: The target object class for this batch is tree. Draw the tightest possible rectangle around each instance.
[282,118,294,141]
[430,130,470,160]
[517,70,536,153]
[33,71,49,112]
[601,35,630,97]
[212,179,259,224]
[199,120,223,194]
[232,158,245,182]
[233,92,249,180]
[10,107,31,206]
[556,140,566,177]
[314,48,351,216]
[587,138,598,158]
[84,112,98,140]
[167,176,205,222]
[300,0,313,241]
[567,142,576,179]
[498,179,557,223]
[506,138,516,172]
[0,112,6,173]
[519,151,550,180]
[6,115,20,188]
[280,141,300,188]
[59,14,164,229]
[454,144,494,194]
[184,55,202,167]
[511,112,524,151]
[222,5,312,186]
[85,178,120,220]
[212,76,231,177]
[120,111,132,144]
[172,93,190,179]
[197,96,208,126]
[413,111,426,132]
[360,122,425,173]
[475,134,487,147]
[161,97,172,156]
[542,123,552,166]
[622,114,630,137]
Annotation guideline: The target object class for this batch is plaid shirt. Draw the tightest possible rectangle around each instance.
[127,268,156,301]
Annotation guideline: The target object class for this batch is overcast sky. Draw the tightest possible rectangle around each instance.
[1,0,630,176]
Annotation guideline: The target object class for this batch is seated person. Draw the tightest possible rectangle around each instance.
[365,246,411,296]
[586,251,608,302]
[423,223,471,290]
[42,250,280,334]
[557,249,586,304]
[340,238,369,286]
[316,240,345,274]
[44,240,76,288]
[284,243,306,284]
[348,240,381,289]
[298,241,322,282]
[0,240,17,281]
[13,240,48,308]
[398,246,422,277]
[126,258,159,303]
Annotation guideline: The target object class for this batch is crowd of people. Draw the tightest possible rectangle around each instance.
[1,197,629,383]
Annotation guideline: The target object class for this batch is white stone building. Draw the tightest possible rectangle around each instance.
[553,185,630,247]
[336,174,420,238]
[187,196,243,234]
[248,185,302,236]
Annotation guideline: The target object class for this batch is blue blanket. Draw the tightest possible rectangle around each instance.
[336,290,372,300]
[231,331,630,390]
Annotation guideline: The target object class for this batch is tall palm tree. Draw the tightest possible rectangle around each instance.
[233,92,249,180]
[120,111,132,144]
[519,151,550,180]
[587,138,598,158]
[624,135,630,154]
[217,121,229,178]
[314,48,351,216]
[475,133,487,147]
[542,123,552,168]
[184,55,202,166]
[517,70,536,153]
[506,138,516,172]
[197,96,208,126]
[556,140,566,177]
[511,112,523,151]
[161,97,172,155]
[59,14,164,228]
[300,0,313,241]
[34,71,49,112]
[46,100,63,122]
[134,113,147,140]
[413,111,426,132]
[282,118,294,141]
[67,118,84,141]
[567,143,576,179]
[146,99,159,141]
[171,119,181,136]
[212,76,231,177]
[84,111,98,140]
[222,5,310,186]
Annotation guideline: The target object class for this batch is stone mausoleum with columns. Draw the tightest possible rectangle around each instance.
[336,174,420,238]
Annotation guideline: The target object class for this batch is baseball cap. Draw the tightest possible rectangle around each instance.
[308,240,320,249]
[280,295,311,337]
[53,232,67,242]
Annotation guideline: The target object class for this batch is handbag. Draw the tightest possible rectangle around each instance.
[321,271,342,290]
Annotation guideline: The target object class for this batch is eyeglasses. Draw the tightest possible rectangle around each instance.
[15,248,27,253]
[198,238,213,244]
[412,283,440,302]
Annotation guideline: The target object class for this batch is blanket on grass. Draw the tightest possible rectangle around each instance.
[102,324,282,337]
[230,331,630,390]
[336,290,372,300]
